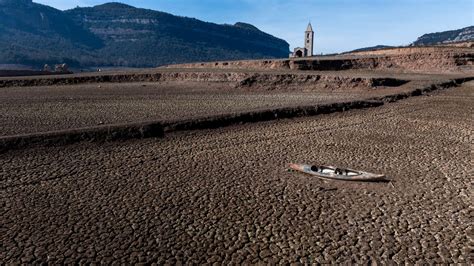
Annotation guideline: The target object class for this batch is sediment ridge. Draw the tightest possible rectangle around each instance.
[0,71,411,90]
[0,72,249,88]
[236,74,409,90]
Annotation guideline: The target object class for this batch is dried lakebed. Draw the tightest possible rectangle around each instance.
[0,82,379,136]
[0,78,467,151]
[0,69,467,137]
[1,82,472,264]
[0,70,440,136]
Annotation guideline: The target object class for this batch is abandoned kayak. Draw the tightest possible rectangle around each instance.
[289,163,386,182]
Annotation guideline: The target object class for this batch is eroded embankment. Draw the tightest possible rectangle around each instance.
[0,78,471,152]
[290,53,473,73]
[172,48,474,73]
[236,74,409,90]
[0,71,409,90]
[0,72,246,88]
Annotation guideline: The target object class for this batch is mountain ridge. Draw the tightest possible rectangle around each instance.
[412,26,474,46]
[346,26,473,53]
[0,1,290,68]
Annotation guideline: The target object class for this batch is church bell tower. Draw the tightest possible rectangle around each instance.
[305,22,314,57]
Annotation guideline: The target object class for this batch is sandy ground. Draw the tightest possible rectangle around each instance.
[0,80,428,136]
[1,81,472,264]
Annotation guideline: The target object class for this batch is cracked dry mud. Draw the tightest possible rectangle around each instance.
[0,80,417,136]
[1,82,473,264]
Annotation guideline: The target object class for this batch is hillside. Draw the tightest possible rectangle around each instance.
[412,26,474,46]
[347,45,395,53]
[0,0,103,67]
[0,1,289,68]
[343,26,474,54]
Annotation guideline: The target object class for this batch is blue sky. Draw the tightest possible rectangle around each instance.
[36,0,474,53]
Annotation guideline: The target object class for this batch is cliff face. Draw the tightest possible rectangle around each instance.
[412,26,474,46]
[0,1,289,68]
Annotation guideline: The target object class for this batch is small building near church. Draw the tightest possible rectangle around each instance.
[290,23,314,58]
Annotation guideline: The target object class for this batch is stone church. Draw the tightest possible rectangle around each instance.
[290,23,314,58]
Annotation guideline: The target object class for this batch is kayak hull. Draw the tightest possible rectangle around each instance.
[289,163,386,182]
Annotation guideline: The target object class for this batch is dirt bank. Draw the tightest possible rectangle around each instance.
[0,70,412,90]
[0,72,246,88]
[236,74,409,90]
[171,46,473,73]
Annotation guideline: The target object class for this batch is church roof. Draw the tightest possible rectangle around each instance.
[306,23,313,32]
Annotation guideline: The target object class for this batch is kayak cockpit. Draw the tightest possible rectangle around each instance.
[308,165,361,176]
[290,163,386,182]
